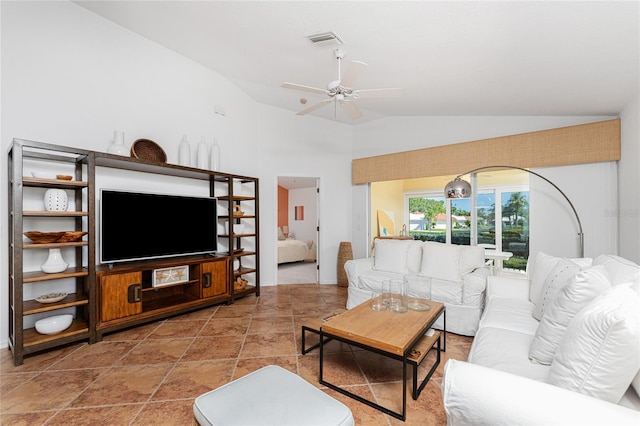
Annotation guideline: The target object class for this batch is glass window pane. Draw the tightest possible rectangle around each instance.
[477,192,496,247]
[501,191,530,271]
[408,196,446,243]
[451,198,471,245]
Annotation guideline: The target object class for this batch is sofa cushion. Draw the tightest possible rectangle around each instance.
[431,278,463,305]
[419,242,463,282]
[592,254,640,286]
[529,265,610,365]
[547,282,640,404]
[357,271,402,292]
[468,326,550,381]
[479,297,539,335]
[462,268,490,307]
[404,274,432,299]
[406,240,424,273]
[460,245,485,275]
[532,258,582,321]
[372,239,411,274]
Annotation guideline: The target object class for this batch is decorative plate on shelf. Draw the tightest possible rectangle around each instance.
[35,292,68,304]
[56,231,87,243]
[24,231,66,244]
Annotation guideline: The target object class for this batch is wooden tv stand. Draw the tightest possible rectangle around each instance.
[96,254,230,340]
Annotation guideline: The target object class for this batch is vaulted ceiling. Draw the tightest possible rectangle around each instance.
[75,1,639,125]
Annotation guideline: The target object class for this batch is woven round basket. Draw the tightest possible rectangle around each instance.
[130,139,167,163]
[337,241,353,287]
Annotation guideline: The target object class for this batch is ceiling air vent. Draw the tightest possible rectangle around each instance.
[306,31,344,46]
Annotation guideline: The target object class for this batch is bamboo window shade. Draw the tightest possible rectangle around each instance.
[352,119,620,184]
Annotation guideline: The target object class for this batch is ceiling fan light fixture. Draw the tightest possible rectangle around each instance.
[306,31,344,46]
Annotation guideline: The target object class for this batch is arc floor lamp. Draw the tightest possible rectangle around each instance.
[444,165,584,258]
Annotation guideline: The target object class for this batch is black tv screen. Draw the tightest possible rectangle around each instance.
[100,189,218,264]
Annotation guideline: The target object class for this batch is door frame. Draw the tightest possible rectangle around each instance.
[275,175,321,284]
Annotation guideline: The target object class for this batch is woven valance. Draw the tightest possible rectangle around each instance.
[352,119,620,184]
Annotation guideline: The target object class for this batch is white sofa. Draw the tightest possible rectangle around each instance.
[344,239,490,336]
[442,252,640,425]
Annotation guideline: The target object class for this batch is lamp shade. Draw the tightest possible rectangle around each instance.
[444,177,472,199]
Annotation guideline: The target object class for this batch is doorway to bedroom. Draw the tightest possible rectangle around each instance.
[277,176,319,284]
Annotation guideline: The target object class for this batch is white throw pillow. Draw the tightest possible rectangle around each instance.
[419,241,462,282]
[460,245,485,275]
[528,252,561,305]
[592,254,640,285]
[373,239,410,274]
[532,259,582,321]
[548,283,640,403]
[277,227,285,241]
[529,265,610,365]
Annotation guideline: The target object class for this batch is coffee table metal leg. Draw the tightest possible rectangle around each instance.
[443,309,447,352]
[319,330,407,421]
[412,333,441,400]
[302,326,332,355]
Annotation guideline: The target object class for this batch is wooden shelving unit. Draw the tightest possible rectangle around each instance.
[8,139,260,365]
[214,176,260,302]
[8,139,95,366]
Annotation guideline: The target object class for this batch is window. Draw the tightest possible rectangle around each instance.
[404,175,529,271]
[407,194,446,243]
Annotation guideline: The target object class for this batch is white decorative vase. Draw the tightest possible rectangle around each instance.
[210,138,221,171]
[107,130,128,156]
[196,137,209,169]
[41,248,68,273]
[43,189,68,211]
[178,134,191,166]
[233,258,240,271]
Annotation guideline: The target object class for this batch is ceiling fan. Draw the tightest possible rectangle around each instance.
[281,49,402,120]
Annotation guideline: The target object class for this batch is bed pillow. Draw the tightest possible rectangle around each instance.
[373,239,410,274]
[532,258,582,321]
[547,282,640,403]
[529,265,610,365]
[277,227,285,241]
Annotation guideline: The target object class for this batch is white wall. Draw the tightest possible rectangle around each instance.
[288,187,318,245]
[351,116,620,259]
[1,1,636,352]
[618,92,640,263]
[0,1,353,348]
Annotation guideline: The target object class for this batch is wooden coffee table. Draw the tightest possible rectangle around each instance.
[319,298,445,421]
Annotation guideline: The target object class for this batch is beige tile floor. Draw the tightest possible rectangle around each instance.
[0,284,472,425]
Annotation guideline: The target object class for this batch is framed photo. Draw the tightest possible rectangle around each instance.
[153,265,189,287]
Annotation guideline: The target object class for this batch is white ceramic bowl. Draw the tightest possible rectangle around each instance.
[35,314,73,335]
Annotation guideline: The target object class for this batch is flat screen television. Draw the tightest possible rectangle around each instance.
[100,189,218,264]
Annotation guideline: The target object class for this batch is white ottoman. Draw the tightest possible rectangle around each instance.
[193,365,355,426]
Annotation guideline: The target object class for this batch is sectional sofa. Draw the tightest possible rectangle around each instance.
[344,239,490,336]
[442,252,640,425]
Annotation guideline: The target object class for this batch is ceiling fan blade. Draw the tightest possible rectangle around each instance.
[339,60,367,88]
[297,99,332,116]
[342,101,363,120]
[355,88,403,99]
[281,82,328,96]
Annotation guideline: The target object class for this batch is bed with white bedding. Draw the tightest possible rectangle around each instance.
[277,238,316,264]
